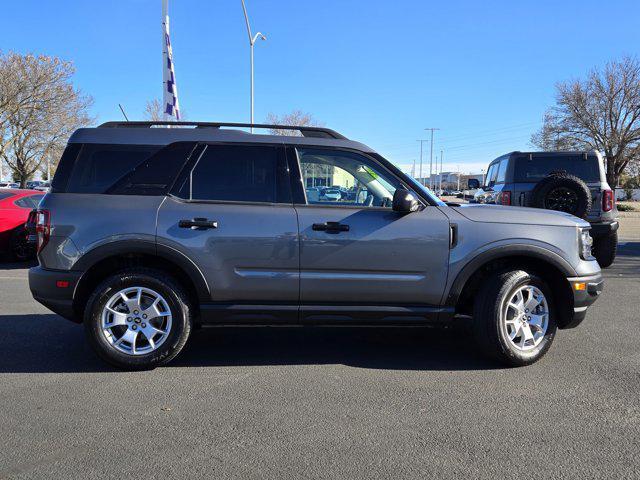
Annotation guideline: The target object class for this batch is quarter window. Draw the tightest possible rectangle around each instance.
[65,144,160,193]
[496,158,508,183]
[297,148,401,208]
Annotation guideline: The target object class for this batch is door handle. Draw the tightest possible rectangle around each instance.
[312,221,349,233]
[178,218,218,230]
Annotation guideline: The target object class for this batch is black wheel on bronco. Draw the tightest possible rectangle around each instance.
[592,230,618,268]
[84,268,193,370]
[473,270,557,367]
[531,172,592,219]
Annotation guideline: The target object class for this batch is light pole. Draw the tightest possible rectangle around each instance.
[241,0,266,132]
[425,128,439,189]
[439,149,443,193]
[416,140,428,184]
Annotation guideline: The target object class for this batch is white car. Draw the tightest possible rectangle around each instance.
[321,188,342,201]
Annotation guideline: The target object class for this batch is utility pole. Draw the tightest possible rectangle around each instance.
[457,164,461,191]
[416,140,428,184]
[411,158,416,177]
[425,128,439,190]
[241,0,266,132]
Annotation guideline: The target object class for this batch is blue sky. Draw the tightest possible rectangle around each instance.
[2,0,639,174]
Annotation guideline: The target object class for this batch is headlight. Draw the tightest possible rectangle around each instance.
[579,228,594,260]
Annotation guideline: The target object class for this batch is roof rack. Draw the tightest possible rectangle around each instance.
[98,121,347,140]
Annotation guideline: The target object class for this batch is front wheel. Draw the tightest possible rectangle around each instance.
[473,270,557,367]
[592,230,617,268]
[84,268,193,370]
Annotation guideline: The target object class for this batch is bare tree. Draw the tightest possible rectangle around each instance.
[531,57,640,187]
[0,52,92,187]
[265,110,323,136]
[143,99,164,121]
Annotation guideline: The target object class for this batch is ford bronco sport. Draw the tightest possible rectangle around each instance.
[29,122,603,370]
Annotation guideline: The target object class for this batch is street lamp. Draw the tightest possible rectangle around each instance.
[240,0,266,132]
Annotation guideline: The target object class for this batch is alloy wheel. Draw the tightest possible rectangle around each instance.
[501,285,549,351]
[101,287,173,355]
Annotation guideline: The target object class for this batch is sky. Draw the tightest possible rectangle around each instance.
[2,0,639,175]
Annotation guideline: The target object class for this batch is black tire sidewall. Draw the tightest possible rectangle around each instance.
[593,231,618,268]
[84,269,191,370]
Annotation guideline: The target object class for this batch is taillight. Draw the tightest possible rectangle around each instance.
[36,209,51,253]
[501,190,512,205]
[602,190,614,212]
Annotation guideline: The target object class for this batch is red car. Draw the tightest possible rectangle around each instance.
[0,189,44,260]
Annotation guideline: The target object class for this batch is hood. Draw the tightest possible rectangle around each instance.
[452,204,590,228]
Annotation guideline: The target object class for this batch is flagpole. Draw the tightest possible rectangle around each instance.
[162,0,168,121]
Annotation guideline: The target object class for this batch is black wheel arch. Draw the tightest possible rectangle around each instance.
[72,240,210,320]
[446,245,577,329]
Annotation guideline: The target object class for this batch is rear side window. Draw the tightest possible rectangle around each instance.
[59,144,160,193]
[173,144,288,203]
[0,192,15,201]
[514,155,600,182]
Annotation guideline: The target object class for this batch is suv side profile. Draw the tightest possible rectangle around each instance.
[29,122,603,370]
[469,151,619,267]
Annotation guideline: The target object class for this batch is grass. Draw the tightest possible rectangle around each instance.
[617,202,638,212]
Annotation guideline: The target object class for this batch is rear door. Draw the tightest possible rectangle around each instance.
[156,143,299,311]
[289,146,451,319]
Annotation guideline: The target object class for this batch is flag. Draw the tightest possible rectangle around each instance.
[162,5,180,120]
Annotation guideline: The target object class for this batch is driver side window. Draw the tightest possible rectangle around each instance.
[296,148,400,208]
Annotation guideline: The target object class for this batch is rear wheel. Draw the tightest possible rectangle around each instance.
[10,226,33,261]
[84,268,193,370]
[592,230,617,268]
[473,270,557,366]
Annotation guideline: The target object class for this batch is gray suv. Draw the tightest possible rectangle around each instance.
[29,122,603,370]
[469,151,619,267]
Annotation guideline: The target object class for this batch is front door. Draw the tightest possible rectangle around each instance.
[156,143,299,311]
[291,147,451,319]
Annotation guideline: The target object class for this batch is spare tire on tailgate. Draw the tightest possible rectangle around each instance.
[530,171,592,219]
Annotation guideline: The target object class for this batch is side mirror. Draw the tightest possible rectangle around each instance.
[392,188,419,213]
[467,178,480,189]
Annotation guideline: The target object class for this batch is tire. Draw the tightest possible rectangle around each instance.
[473,270,557,367]
[530,172,592,218]
[84,268,193,370]
[592,230,618,268]
[9,225,33,262]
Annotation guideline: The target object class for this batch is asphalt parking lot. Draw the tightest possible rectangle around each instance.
[1,224,639,479]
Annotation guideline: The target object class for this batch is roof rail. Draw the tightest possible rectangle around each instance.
[98,121,347,140]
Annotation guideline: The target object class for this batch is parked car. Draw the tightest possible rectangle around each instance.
[468,151,618,267]
[30,121,602,370]
[0,189,44,260]
[320,188,342,201]
[32,181,51,192]
[0,182,19,189]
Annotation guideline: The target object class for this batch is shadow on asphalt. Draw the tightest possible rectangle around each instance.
[0,258,37,270]
[3,242,638,374]
[603,241,640,278]
[0,314,497,373]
